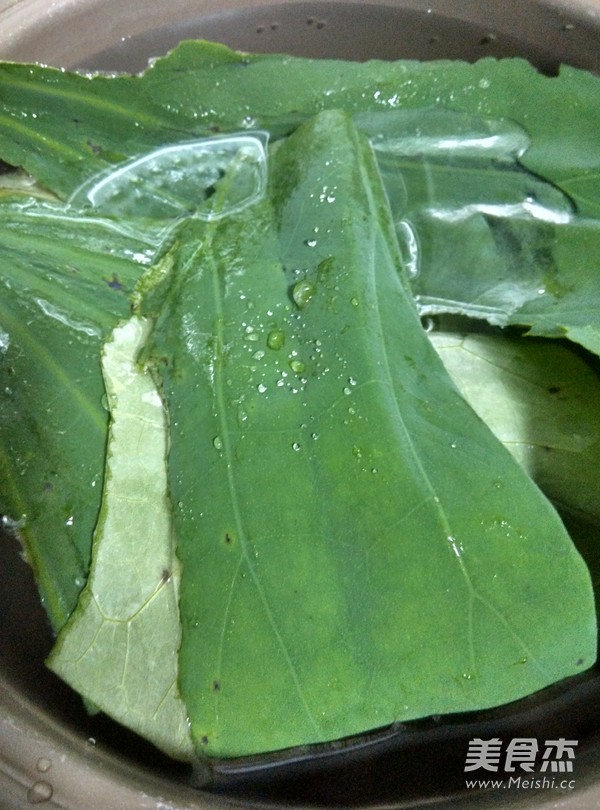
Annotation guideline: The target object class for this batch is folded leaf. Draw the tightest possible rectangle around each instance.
[142,109,596,758]
[0,197,156,628]
[47,315,193,761]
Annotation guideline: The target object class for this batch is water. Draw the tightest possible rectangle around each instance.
[4,3,600,807]
[75,3,588,75]
[70,134,269,221]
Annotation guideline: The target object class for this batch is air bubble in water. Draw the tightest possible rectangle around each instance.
[36,758,52,774]
[27,781,53,804]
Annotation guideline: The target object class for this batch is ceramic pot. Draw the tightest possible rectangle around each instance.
[1,2,599,807]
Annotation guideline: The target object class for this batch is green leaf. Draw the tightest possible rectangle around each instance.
[431,331,600,523]
[2,43,600,211]
[2,44,599,762]
[143,109,595,758]
[47,315,194,762]
[2,44,600,357]
[0,197,155,628]
[359,108,600,356]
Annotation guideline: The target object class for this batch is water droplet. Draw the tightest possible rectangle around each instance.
[292,442,301,451]
[289,359,305,374]
[267,329,285,350]
[257,382,268,393]
[252,349,265,360]
[343,386,352,395]
[461,672,473,681]
[292,280,317,309]
[27,781,53,804]
[304,239,318,248]
[352,445,362,459]
[450,441,457,449]
[36,758,52,774]
[348,376,357,386]
[65,515,74,527]
[350,296,359,307]
[311,433,319,440]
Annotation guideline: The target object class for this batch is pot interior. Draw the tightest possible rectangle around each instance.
[1,2,600,807]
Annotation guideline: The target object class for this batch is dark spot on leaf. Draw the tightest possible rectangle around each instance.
[43,481,54,493]
[212,680,221,692]
[576,658,585,666]
[105,273,124,291]
[200,735,209,746]
[87,140,102,155]
[479,33,497,45]
[224,533,233,545]
[209,125,221,133]
[72,117,82,124]
[548,386,561,394]
[160,568,171,584]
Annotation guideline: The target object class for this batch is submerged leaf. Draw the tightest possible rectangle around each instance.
[360,108,600,356]
[0,197,155,628]
[47,315,193,761]
[1,43,599,762]
[2,44,600,354]
[142,109,595,758]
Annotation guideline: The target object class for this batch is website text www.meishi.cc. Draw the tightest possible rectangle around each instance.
[464,737,577,792]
